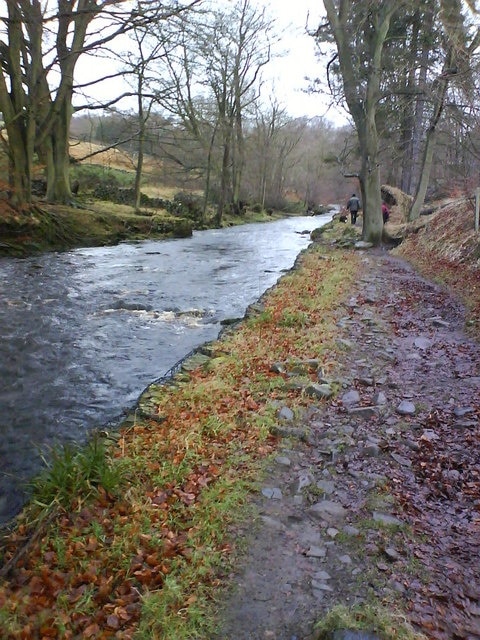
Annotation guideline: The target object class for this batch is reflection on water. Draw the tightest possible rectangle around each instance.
[0,214,331,521]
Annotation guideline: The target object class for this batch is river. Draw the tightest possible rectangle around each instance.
[0,213,332,522]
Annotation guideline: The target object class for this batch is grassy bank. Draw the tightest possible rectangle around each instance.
[0,225,359,638]
[0,196,309,258]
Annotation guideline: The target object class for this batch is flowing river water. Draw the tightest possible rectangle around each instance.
[0,213,332,523]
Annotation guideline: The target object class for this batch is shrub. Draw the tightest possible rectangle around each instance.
[173,191,204,222]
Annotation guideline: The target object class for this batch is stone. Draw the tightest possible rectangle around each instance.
[343,525,360,537]
[316,480,335,495]
[275,456,292,467]
[309,500,347,523]
[358,377,374,386]
[314,570,332,581]
[347,406,378,418]
[453,406,475,417]
[354,241,374,250]
[373,512,403,527]
[332,629,380,640]
[270,362,286,374]
[261,487,283,500]
[414,336,431,350]
[341,389,361,406]
[362,444,381,458]
[384,546,401,562]
[297,472,314,492]
[311,581,333,591]
[396,400,416,415]
[430,316,450,328]
[373,391,387,406]
[278,406,294,421]
[305,546,327,558]
[338,554,352,564]
[390,453,412,467]
[306,383,334,399]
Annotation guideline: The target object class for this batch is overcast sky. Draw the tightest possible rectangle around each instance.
[259,0,344,122]
[75,0,347,125]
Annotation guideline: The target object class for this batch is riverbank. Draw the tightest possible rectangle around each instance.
[0,198,312,258]
[0,201,479,639]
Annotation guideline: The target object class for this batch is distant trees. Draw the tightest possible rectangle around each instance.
[144,0,274,224]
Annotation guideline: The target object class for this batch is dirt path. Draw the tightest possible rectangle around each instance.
[215,249,480,640]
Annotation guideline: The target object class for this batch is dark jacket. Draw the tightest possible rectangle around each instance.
[347,196,360,212]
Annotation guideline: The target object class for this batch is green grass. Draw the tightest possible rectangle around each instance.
[31,434,125,508]
[314,604,427,639]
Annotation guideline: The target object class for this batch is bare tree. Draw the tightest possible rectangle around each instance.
[149,0,274,225]
[0,0,196,210]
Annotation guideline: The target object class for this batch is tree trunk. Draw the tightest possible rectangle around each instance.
[134,85,146,213]
[322,0,397,245]
[409,50,453,221]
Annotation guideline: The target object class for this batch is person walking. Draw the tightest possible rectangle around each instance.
[346,193,360,225]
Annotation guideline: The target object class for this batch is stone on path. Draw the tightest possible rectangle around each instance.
[309,500,347,523]
[414,336,431,350]
[372,511,403,527]
[341,389,361,406]
[396,400,416,415]
[306,383,334,399]
[261,487,283,500]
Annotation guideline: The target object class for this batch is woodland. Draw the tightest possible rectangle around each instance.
[1,0,480,247]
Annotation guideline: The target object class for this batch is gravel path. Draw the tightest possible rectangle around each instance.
[215,249,480,640]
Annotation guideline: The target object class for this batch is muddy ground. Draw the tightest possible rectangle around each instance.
[214,248,480,640]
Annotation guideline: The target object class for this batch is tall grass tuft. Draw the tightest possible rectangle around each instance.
[31,434,124,508]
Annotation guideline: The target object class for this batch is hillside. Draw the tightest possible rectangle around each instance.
[393,198,480,337]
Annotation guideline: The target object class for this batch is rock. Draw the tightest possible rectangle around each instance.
[343,525,360,537]
[261,487,283,500]
[331,632,381,640]
[414,336,431,350]
[275,456,291,467]
[362,444,381,458]
[309,500,347,523]
[306,383,334,399]
[316,480,335,495]
[270,362,286,374]
[347,406,378,418]
[396,400,416,415]
[354,241,374,250]
[341,389,361,406]
[383,546,401,562]
[314,570,332,581]
[260,516,285,530]
[430,316,450,328]
[305,546,327,558]
[372,512,403,527]
[270,425,310,441]
[373,391,387,405]
[311,580,333,591]
[278,406,294,421]
[297,472,314,492]
[338,554,352,564]
[390,452,412,467]
[357,377,374,386]
[453,406,474,417]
